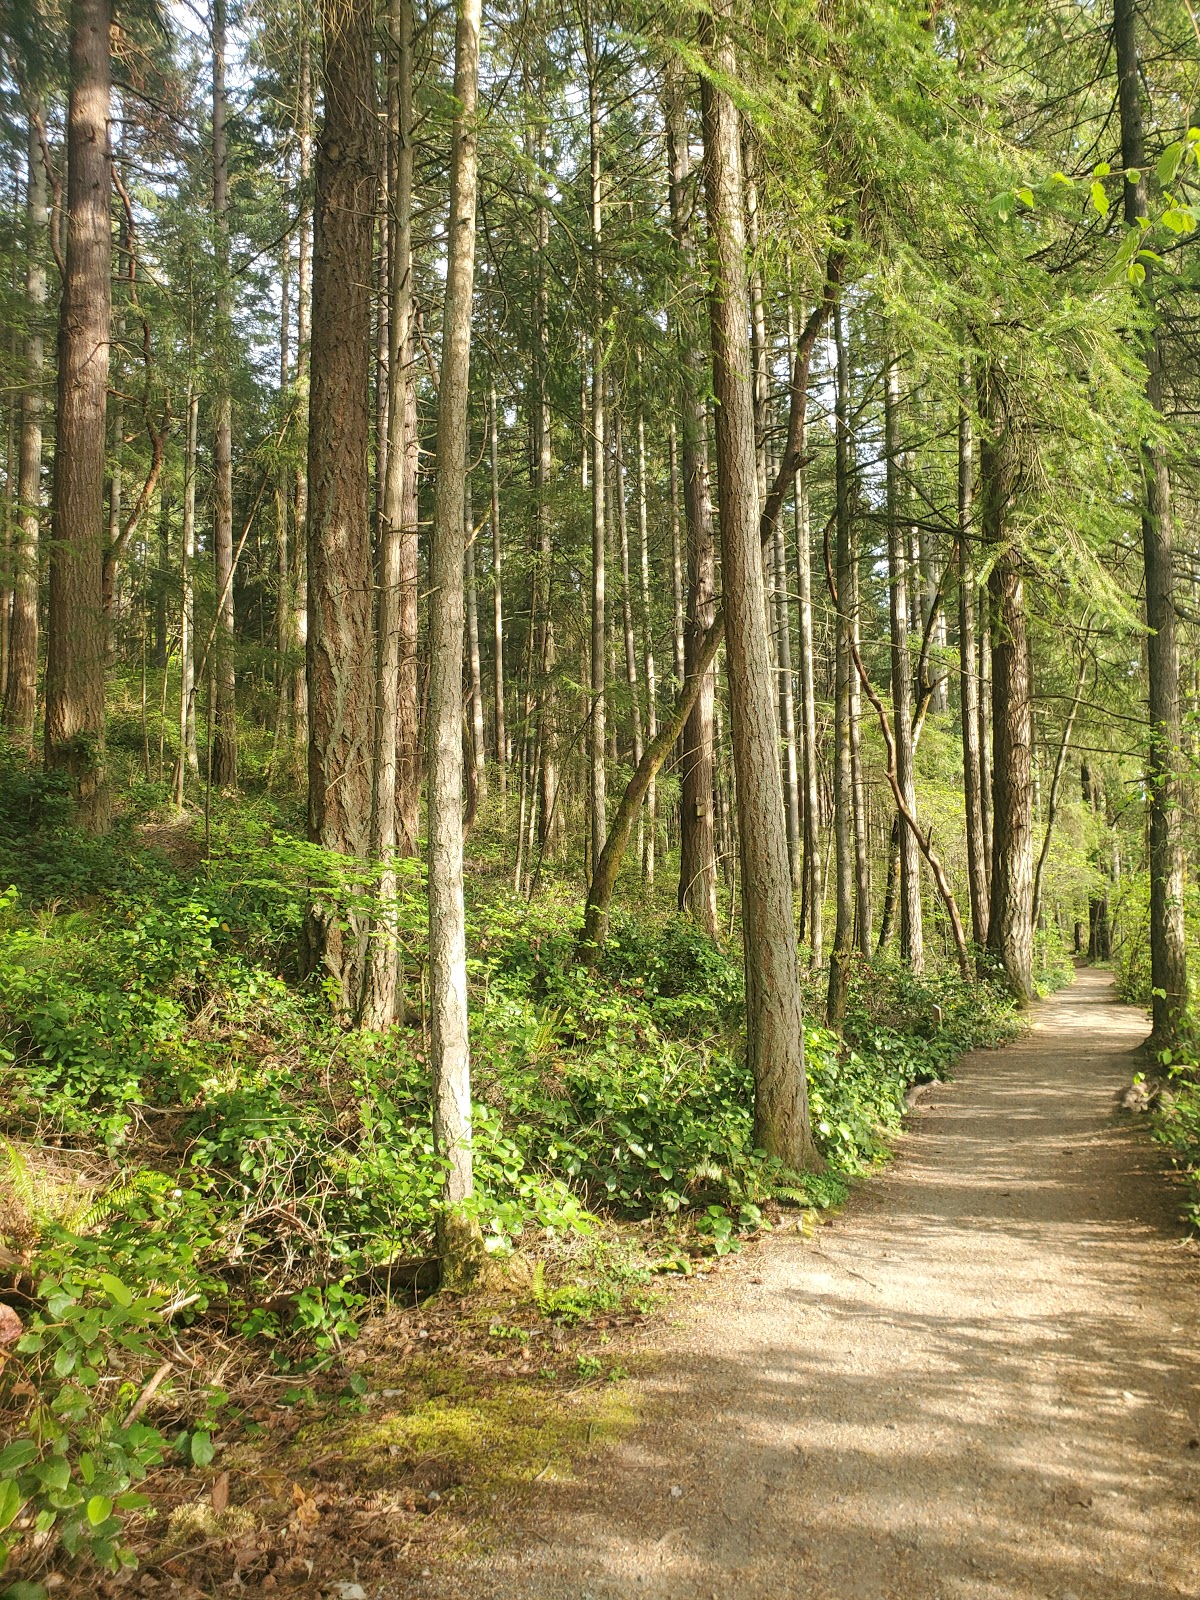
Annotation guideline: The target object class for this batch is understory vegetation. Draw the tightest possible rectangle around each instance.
[0,745,1019,1588]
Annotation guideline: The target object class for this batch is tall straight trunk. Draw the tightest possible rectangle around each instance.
[464,485,487,803]
[1032,649,1087,931]
[614,408,643,775]
[586,14,607,875]
[4,110,47,752]
[488,384,507,790]
[772,519,801,889]
[665,55,718,936]
[45,0,111,831]
[849,526,871,954]
[428,0,482,1272]
[826,300,854,1023]
[1114,0,1187,1045]
[978,582,993,873]
[636,403,657,879]
[304,0,379,1008]
[530,109,559,854]
[795,466,822,963]
[1083,762,1112,960]
[701,9,818,1172]
[154,490,170,668]
[210,0,237,787]
[979,365,1033,1002]
[884,353,923,969]
[743,138,769,499]
[668,420,685,691]
[957,356,988,949]
[291,28,313,746]
[174,387,199,802]
[360,0,413,1029]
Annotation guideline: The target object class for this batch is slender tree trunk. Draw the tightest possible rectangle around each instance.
[978,582,993,874]
[174,387,199,803]
[957,356,988,949]
[614,408,643,785]
[796,465,822,964]
[210,0,237,787]
[827,300,854,1023]
[1032,648,1087,931]
[701,9,818,1171]
[636,402,657,879]
[291,28,313,746]
[304,0,379,1009]
[428,0,483,1275]
[1083,762,1112,961]
[464,485,487,805]
[665,56,718,936]
[4,110,47,752]
[531,113,559,856]
[979,364,1033,1002]
[774,514,801,888]
[1114,0,1188,1045]
[488,384,507,792]
[668,420,685,691]
[585,11,607,874]
[45,0,111,831]
[884,353,923,969]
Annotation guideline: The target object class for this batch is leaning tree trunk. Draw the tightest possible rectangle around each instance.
[1113,0,1188,1046]
[701,8,819,1172]
[428,0,483,1280]
[979,364,1033,1003]
[44,0,112,832]
[210,0,237,787]
[4,108,47,753]
[665,55,719,937]
[304,0,379,1011]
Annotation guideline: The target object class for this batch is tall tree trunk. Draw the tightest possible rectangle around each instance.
[4,109,47,753]
[428,0,483,1276]
[1113,0,1188,1046]
[979,364,1033,1002]
[304,0,379,1009]
[464,484,487,806]
[636,402,657,879]
[665,55,718,937]
[291,27,313,746]
[1032,648,1087,931]
[1083,762,1112,961]
[827,300,854,1024]
[795,465,822,964]
[668,420,685,692]
[45,0,111,831]
[488,383,507,792]
[884,353,923,969]
[174,387,199,802]
[957,356,988,949]
[978,581,993,874]
[614,407,644,783]
[210,0,237,787]
[585,14,608,876]
[530,108,559,855]
[701,9,818,1172]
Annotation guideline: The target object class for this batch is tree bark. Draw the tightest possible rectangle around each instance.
[701,11,818,1172]
[291,27,313,747]
[957,356,988,949]
[1032,647,1087,932]
[488,383,507,791]
[210,0,237,787]
[173,387,199,803]
[464,483,487,809]
[304,0,379,1010]
[44,0,111,831]
[4,109,47,753]
[665,56,718,937]
[827,299,855,1024]
[884,353,923,969]
[428,0,482,1274]
[1113,0,1188,1046]
[979,364,1034,1002]
[586,9,607,875]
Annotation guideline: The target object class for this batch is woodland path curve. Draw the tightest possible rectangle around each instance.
[417,968,1200,1600]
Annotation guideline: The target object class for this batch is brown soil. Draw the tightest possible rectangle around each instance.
[414,969,1200,1600]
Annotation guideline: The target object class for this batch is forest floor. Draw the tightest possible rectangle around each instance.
[408,968,1200,1600]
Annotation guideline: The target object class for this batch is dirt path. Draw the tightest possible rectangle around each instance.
[418,969,1200,1600]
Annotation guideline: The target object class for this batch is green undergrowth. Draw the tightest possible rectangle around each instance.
[0,751,1018,1585]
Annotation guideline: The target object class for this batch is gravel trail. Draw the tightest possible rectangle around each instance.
[430,969,1200,1600]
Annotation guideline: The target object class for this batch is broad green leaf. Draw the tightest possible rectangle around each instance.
[1094,159,1111,177]
[189,1432,214,1468]
[86,1495,113,1527]
[99,1274,133,1309]
[1090,182,1109,215]
[0,1480,22,1533]
[1128,262,1146,286]
[33,1458,70,1492]
[1016,187,1035,208]
[0,1443,36,1475]
[1157,142,1183,186]
[52,1347,76,1378]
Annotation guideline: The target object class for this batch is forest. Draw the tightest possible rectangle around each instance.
[0,0,1198,1592]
